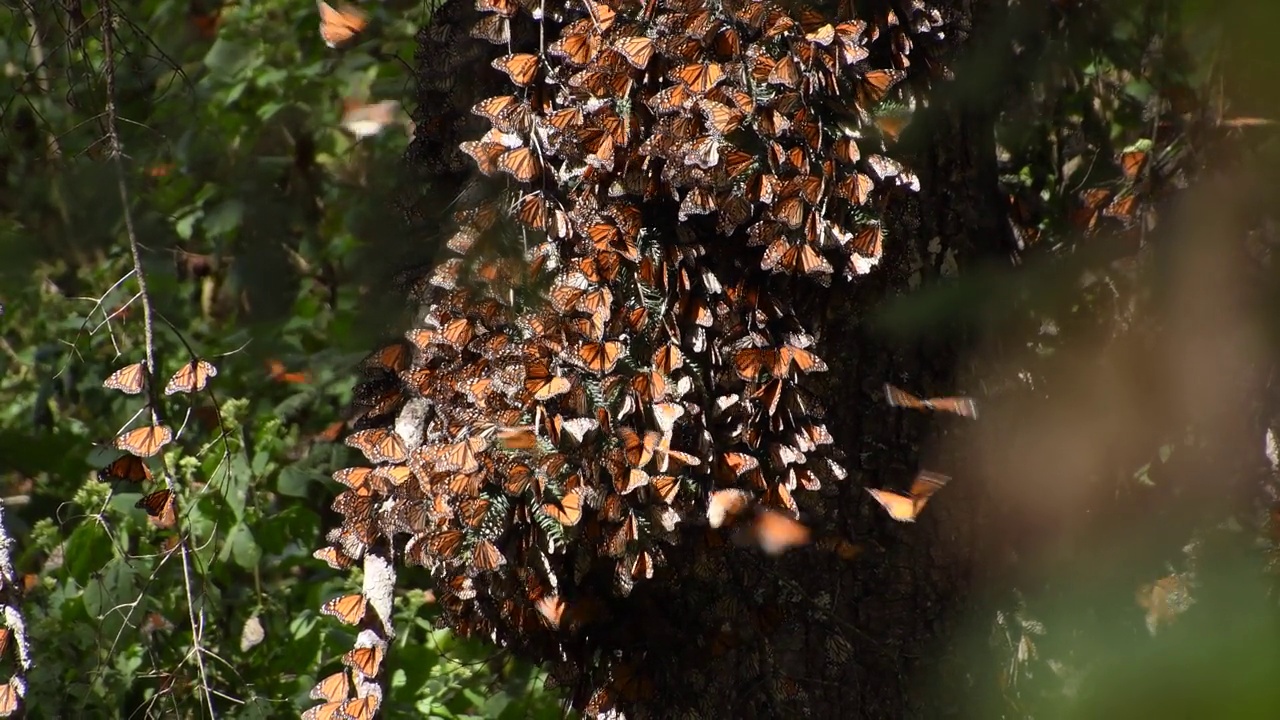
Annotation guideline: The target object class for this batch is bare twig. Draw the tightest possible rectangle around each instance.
[99,3,216,717]
[20,0,63,158]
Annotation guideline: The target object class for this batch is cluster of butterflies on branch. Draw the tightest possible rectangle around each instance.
[311,0,962,716]
[98,359,218,530]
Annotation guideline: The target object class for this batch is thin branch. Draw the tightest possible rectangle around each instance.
[99,3,215,717]
[20,0,63,158]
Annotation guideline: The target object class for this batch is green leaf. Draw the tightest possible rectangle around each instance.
[64,522,114,585]
[277,463,316,497]
[204,198,244,237]
[204,38,254,78]
[223,522,262,569]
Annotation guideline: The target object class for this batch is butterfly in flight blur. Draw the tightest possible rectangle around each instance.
[865,470,950,522]
[164,359,217,395]
[883,383,978,419]
[317,1,367,48]
[341,99,401,140]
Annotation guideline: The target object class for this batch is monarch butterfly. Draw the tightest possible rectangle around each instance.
[575,340,624,375]
[856,68,906,107]
[341,100,400,140]
[548,30,600,66]
[743,510,811,555]
[320,593,368,626]
[310,671,350,703]
[761,239,834,278]
[543,488,584,526]
[301,700,343,720]
[460,140,505,176]
[699,100,744,135]
[471,539,506,571]
[0,678,17,717]
[618,427,660,468]
[1120,150,1147,180]
[535,594,565,629]
[472,95,530,134]
[883,383,978,418]
[317,1,367,48]
[265,359,310,384]
[613,36,655,68]
[98,454,151,483]
[470,13,510,44]
[0,628,9,657]
[834,19,869,57]
[339,695,381,720]
[768,55,800,88]
[492,53,539,86]
[475,0,520,16]
[498,147,539,183]
[115,425,173,457]
[342,645,384,677]
[865,470,950,522]
[582,0,616,30]
[344,428,407,464]
[650,474,680,504]
[313,545,356,570]
[671,63,724,94]
[707,488,753,528]
[360,342,410,375]
[456,496,490,528]
[164,359,217,395]
[103,362,146,394]
[136,489,178,529]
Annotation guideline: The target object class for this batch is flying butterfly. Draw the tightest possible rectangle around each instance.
[865,470,950,522]
[883,383,978,418]
[164,359,217,395]
[740,510,812,555]
[320,593,368,626]
[317,1,367,48]
[103,362,146,394]
[98,454,152,483]
[114,425,173,458]
[707,488,753,528]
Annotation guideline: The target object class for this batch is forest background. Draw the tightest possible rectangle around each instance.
[1,0,1279,718]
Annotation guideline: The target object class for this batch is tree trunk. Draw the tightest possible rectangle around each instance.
[397,1,1013,717]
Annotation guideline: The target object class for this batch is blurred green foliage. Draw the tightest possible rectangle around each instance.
[0,0,562,716]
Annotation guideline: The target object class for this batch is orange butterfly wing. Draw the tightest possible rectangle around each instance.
[164,359,217,395]
[103,362,146,394]
[320,593,368,625]
[317,1,367,48]
[115,425,173,457]
[310,671,350,702]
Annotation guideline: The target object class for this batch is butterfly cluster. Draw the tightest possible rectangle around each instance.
[98,359,217,530]
[319,0,954,715]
